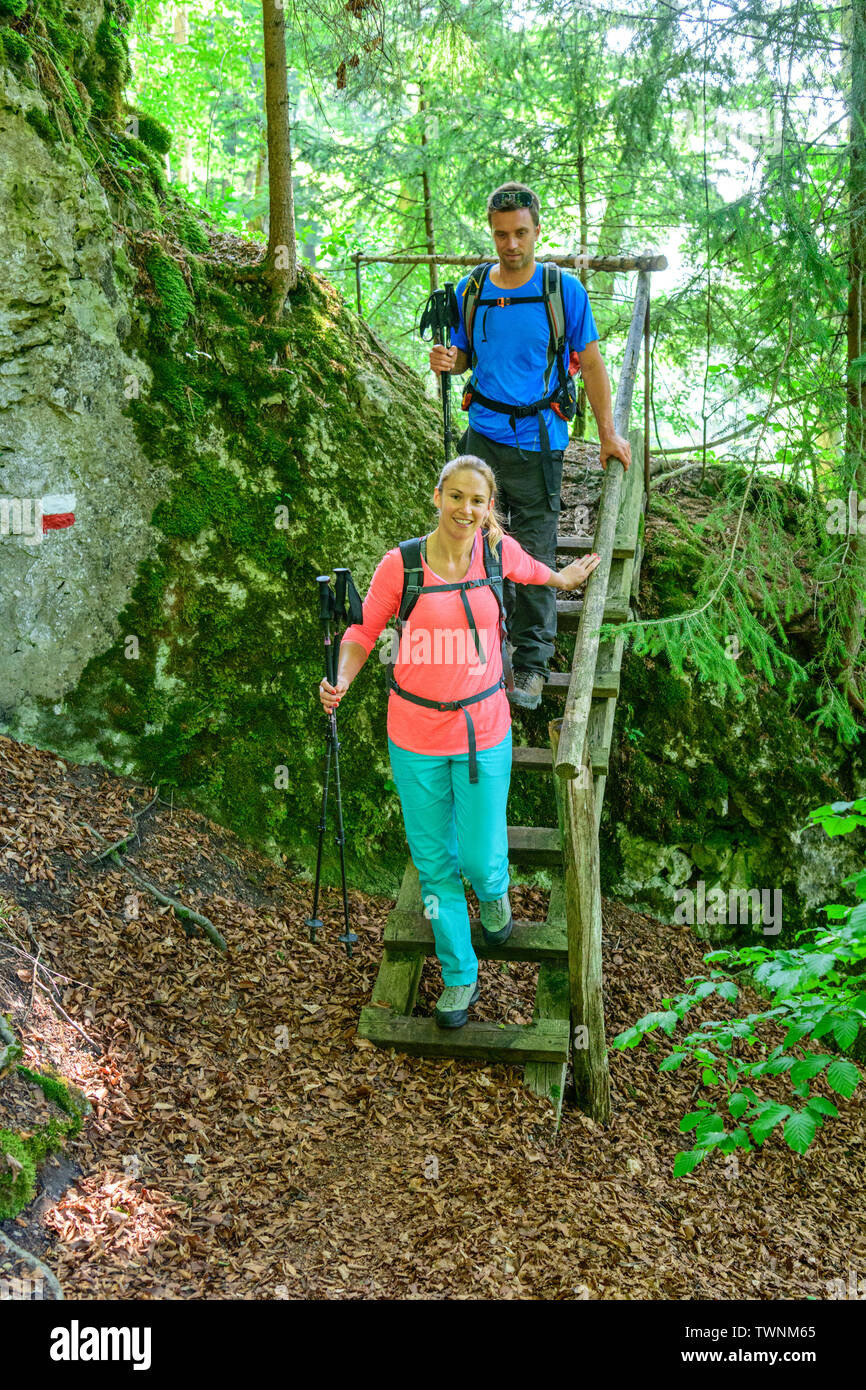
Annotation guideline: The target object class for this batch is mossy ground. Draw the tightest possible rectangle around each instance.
[0,1066,89,1219]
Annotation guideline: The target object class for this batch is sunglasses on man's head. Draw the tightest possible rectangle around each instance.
[489,189,536,211]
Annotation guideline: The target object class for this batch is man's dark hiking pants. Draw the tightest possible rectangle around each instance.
[461,423,563,675]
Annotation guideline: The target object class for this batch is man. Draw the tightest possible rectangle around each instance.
[429,181,631,709]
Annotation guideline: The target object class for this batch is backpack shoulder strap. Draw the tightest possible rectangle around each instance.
[542,262,568,392]
[463,262,494,366]
[397,537,425,625]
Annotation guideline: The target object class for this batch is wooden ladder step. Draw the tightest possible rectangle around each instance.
[557,596,630,630]
[512,713,612,777]
[385,911,567,962]
[557,534,635,559]
[545,637,624,699]
[507,825,561,865]
[357,1009,570,1063]
[545,669,619,698]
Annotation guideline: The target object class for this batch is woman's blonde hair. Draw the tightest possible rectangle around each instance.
[435,455,508,559]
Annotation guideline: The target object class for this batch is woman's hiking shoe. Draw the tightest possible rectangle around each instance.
[508,669,546,710]
[480,891,514,945]
[434,981,480,1029]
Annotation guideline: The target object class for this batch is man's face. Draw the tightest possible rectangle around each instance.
[489,207,539,272]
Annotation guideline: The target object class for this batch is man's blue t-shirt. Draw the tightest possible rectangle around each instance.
[450,263,599,451]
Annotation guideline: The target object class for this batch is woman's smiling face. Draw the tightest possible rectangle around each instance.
[434,469,492,538]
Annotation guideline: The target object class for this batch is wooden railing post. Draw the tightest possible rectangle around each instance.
[549,719,611,1124]
[554,269,650,781]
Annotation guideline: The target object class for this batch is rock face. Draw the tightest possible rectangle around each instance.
[599,650,865,939]
[0,64,162,714]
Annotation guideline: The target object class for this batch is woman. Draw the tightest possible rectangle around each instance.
[318,454,600,1028]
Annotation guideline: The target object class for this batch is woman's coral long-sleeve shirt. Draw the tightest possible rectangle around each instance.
[341,531,552,755]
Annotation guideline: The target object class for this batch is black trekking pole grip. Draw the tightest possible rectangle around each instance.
[316,574,337,687]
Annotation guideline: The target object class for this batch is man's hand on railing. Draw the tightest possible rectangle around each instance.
[599,430,631,472]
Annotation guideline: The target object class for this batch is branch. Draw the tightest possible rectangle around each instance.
[80,826,228,954]
[85,793,160,865]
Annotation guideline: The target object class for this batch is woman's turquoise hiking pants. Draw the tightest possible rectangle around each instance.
[387,730,512,986]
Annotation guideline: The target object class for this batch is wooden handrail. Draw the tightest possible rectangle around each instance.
[351,252,668,272]
[554,269,650,781]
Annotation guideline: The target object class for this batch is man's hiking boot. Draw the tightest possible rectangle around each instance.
[434,981,480,1029]
[480,891,514,945]
[508,669,546,710]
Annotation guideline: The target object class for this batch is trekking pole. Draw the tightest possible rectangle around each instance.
[331,568,364,957]
[420,281,460,462]
[305,569,365,958]
[305,574,336,950]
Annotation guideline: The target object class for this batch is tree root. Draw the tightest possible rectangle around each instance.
[0,1014,22,1074]
[81,825,228,954]
[0,1228,64,1301]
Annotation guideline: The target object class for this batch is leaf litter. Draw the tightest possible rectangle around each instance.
[0,733,864,1300]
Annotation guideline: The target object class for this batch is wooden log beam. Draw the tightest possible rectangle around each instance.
[354,253,668,272]
[549,720,611,1125]
[554,271,650,781]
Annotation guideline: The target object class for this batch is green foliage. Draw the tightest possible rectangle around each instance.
[0,0,28,19]
[131,109,172,154]
[614,798,866,1175]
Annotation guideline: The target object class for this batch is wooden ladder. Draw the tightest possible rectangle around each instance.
[357,274,652,1123]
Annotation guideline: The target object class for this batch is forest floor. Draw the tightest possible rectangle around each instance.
[1,732,864,1301]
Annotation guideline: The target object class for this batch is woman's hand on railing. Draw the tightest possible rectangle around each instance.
[319,676,349,712]
[553,553,602,592]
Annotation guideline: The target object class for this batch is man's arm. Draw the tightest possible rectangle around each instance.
[576,339,631,472]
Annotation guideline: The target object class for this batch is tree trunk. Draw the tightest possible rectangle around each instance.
[575,136,588,438]
[262,0,298,318]
[841,0,866,710]
[247,129,268,235]
[418,84,438,295]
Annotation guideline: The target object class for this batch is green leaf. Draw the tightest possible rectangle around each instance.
[783,1111,817,1154]
[749,1102,791,1144]
[728,1092,749,1119]
[679,1110,707,1132]
[832,1016,861,1050]
[805,1096,838,1118]
[659,1050,688,1071]
[826,1059,860,1098]
[673,1149,706,1177]
[790,1055,832,1083]
[611,1026,641,1049]
[701,1067,720,1086]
